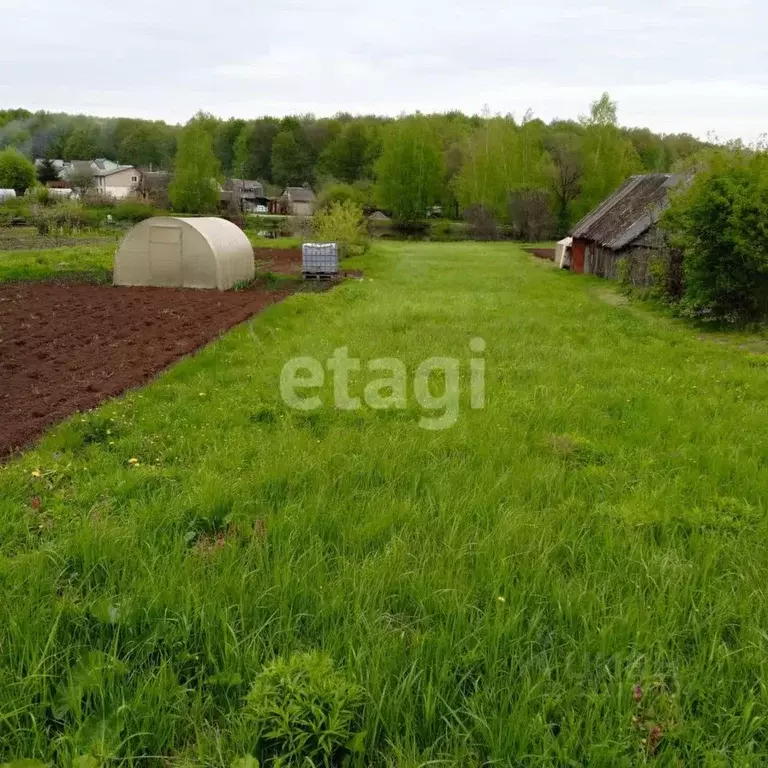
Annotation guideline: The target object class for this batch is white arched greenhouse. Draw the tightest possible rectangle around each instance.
[114,217,255,290]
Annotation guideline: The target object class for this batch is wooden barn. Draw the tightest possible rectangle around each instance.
[269,186,316,216]
[570,173,684,286]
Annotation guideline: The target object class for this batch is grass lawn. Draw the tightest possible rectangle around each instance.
[0,244,115,282]
[0,226,121,253]
[2,241,768,765]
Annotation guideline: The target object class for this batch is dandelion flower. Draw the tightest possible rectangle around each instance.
[31,469,42,478]
[128,458,140,465]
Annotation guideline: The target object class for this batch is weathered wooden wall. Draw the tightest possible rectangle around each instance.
[582,224,677,287]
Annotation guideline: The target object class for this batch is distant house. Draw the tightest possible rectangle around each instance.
[222,179,268,213]
[569,173,684,285]
[139,169,171,186]
[36,158,141,199]
[81,159,141,199]
[274,186,316,216]
[137,169,171,205]
[35,159,67,175]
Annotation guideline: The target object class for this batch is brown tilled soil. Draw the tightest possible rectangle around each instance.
[253,247,364,280]
[254,248,302,274]
[526,248,555,261]
[0,282,298,458]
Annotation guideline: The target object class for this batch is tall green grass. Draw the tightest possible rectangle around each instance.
[0,245,115,282]
[1,242,768,765]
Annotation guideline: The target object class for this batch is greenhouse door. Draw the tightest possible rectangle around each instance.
[149,226,183,287]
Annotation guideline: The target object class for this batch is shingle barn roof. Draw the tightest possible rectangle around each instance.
[284,186,316,203]
[571,173,684,250]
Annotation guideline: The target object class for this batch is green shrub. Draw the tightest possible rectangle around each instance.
[243,651,364,767]
[313,200,369,256]
[89,194,117,209]
[33,212,49,235]
[647,254,671,300]
[81,208,105,229]
[315,182,364,213]
[429,219,457,241]
[27,186,54,207]
[112,200,157,223]
[661,149,768,323]
[32,201,90,235]
[288,215,313,239]
[0,196,32,225]
[616,256,631,290]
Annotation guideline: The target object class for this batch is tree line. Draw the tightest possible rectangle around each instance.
[0,95,710,232]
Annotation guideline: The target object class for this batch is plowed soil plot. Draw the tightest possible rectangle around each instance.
[526,248,555,261]
[0,282,297,458]
[253,248,364,280]
[254,248,302,274]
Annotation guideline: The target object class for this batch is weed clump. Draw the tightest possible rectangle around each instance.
[243,651,365,766]
[549,433,608,467]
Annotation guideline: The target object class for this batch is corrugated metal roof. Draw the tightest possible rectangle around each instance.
[58,159,136,179]
[570,173,684,250]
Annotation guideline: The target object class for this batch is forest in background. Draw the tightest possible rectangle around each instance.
[0,95,713,233]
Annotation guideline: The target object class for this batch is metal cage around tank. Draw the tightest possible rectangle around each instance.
[302,242,340,278]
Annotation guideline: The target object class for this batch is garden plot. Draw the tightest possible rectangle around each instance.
[253,246,303,274]
[0,281,297,457]
[253,247,363,280]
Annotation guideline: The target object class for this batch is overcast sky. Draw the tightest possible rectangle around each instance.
[1,0,765,141]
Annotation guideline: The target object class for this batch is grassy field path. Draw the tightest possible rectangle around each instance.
[2,242,768,765]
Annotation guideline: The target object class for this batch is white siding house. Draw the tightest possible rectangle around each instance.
[37,158,142,199]
[92,165,141,199]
